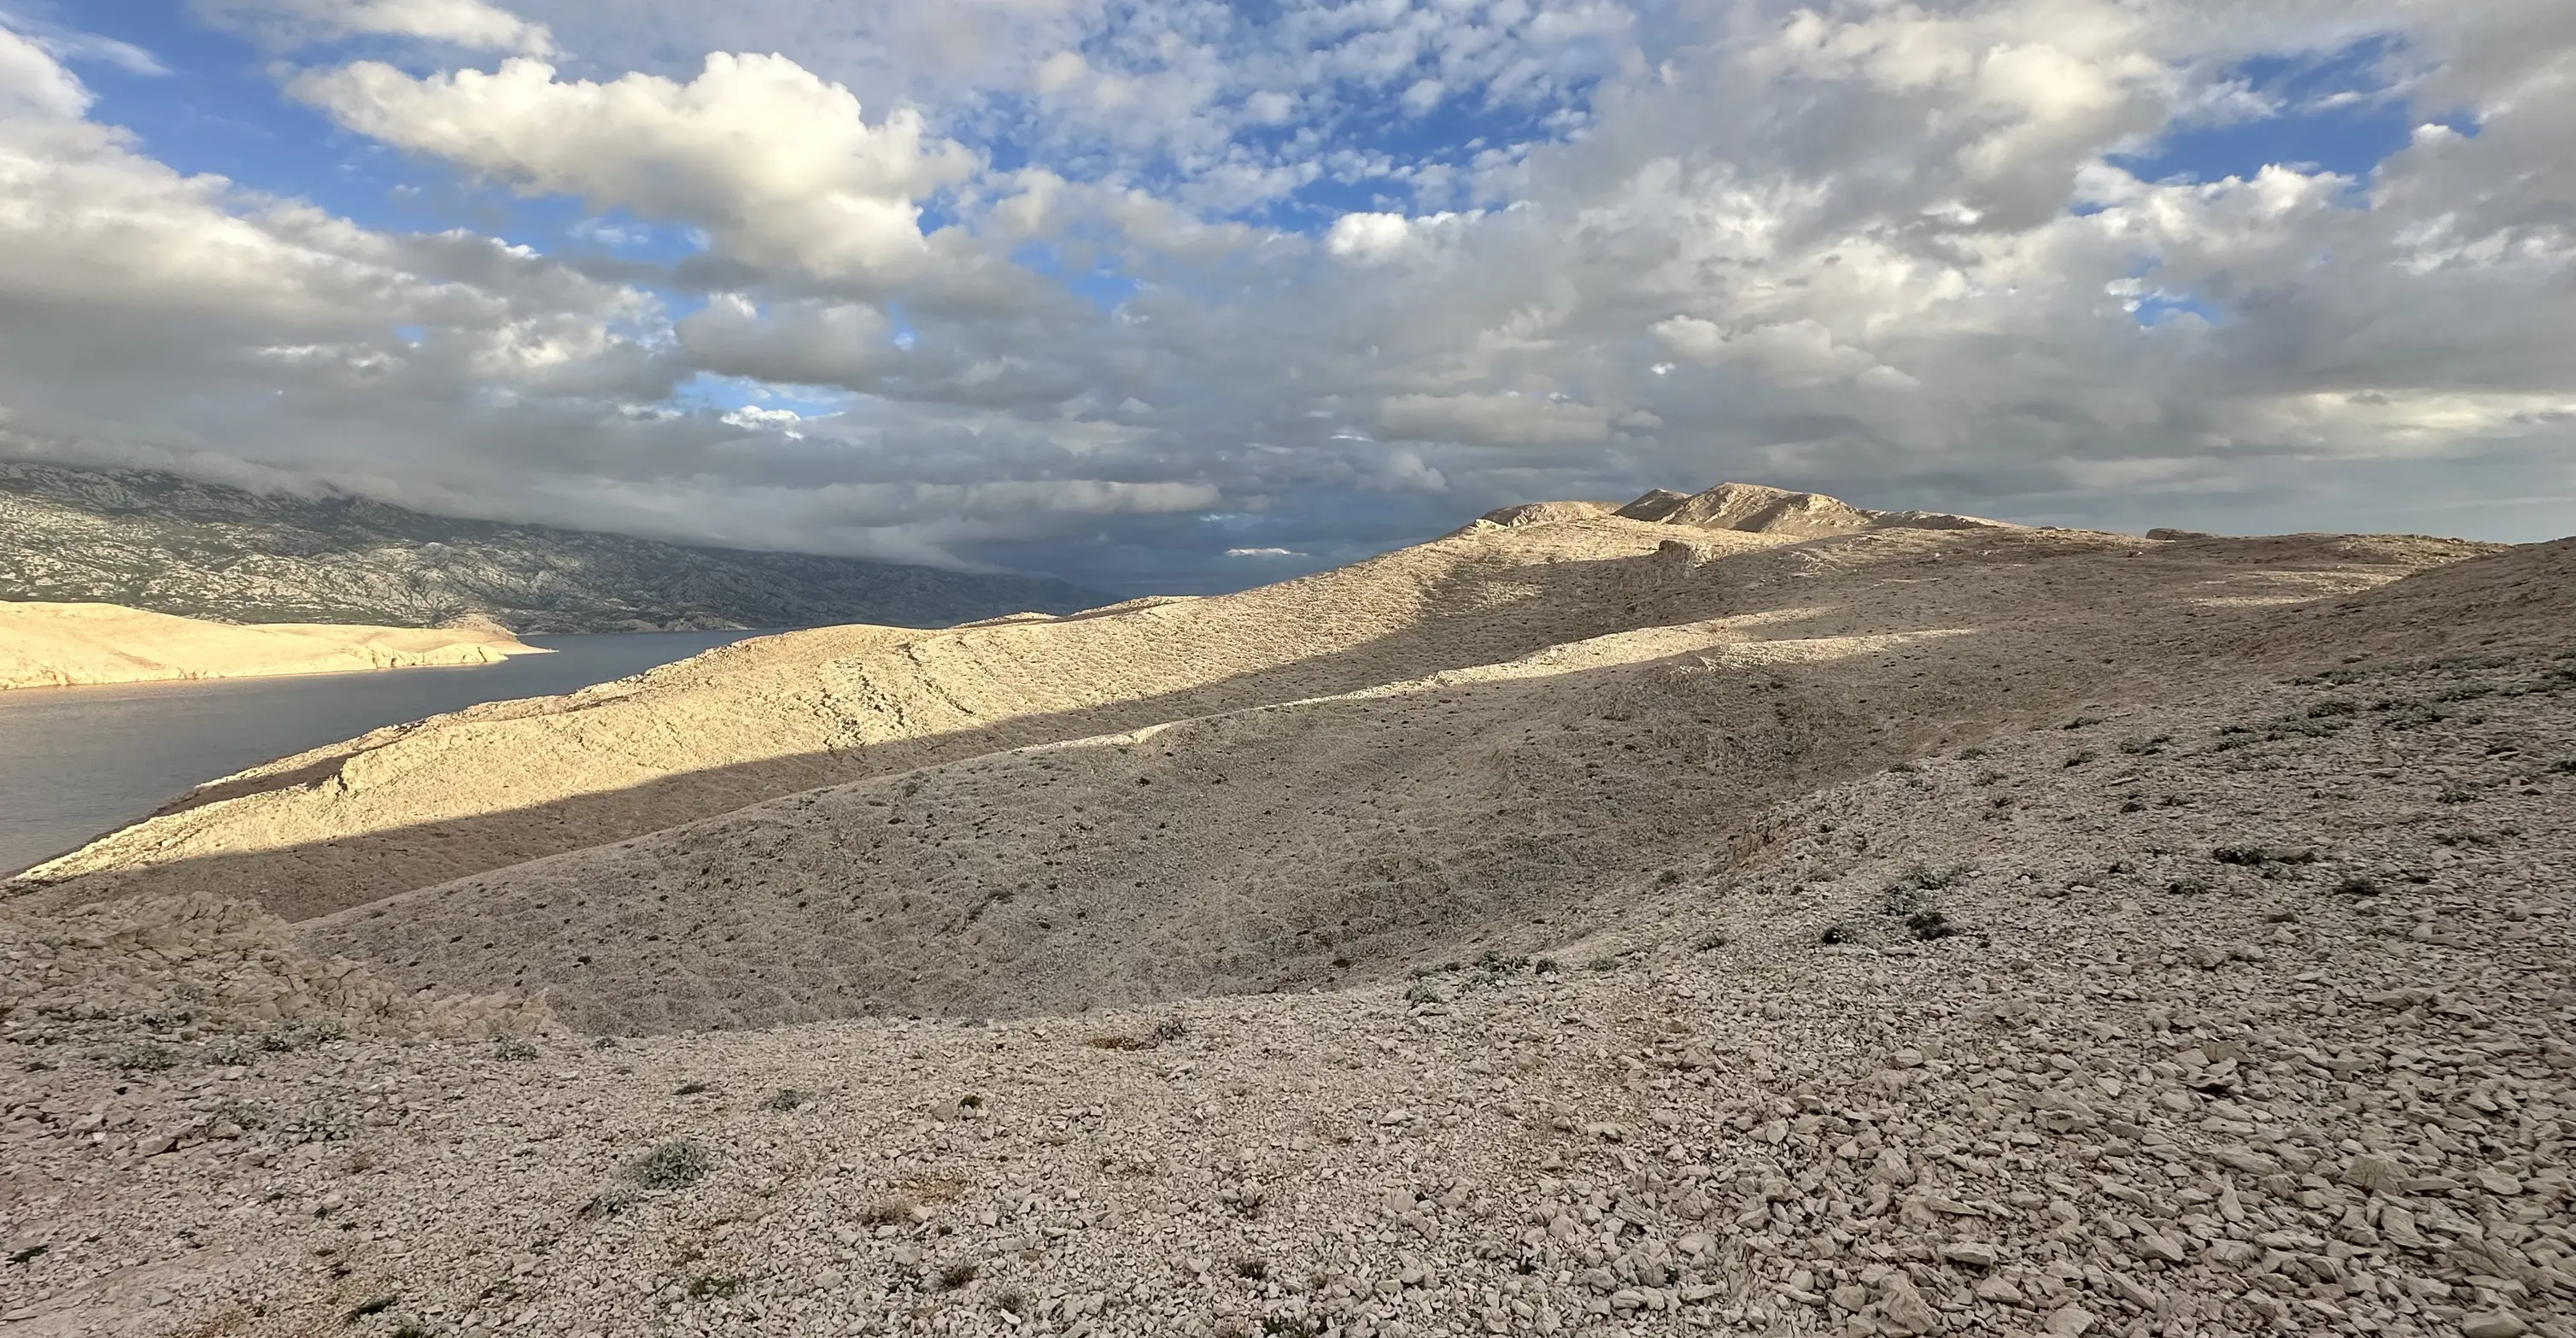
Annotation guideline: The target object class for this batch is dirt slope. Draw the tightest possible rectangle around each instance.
[16,509,2483,933]
[9,519,1789,918]
[0,602,542,690]
[289,529,2555,1036]
[0,537,2567,1338]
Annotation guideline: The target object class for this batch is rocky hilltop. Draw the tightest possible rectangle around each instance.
[1,482,2568,1338]
[1473,482,2009,537]
[0,461,1104,632]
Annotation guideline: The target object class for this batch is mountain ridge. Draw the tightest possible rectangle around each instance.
[0,460,1106,632]
[1475,481,2012,537]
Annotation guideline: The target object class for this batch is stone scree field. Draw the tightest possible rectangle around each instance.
[2,485,2570,1338]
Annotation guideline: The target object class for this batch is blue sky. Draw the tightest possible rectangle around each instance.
[2117,34,2480,187]
[46,4,2448,285]
[42,3,412,218]
[44,0,1638,275]
[0,0,2567,591]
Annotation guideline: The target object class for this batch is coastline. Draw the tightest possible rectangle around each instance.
[0,601,548,692]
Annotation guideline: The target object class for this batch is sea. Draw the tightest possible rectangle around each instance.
[0,631,762,876]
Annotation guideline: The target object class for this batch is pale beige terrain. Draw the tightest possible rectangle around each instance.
[0,602,544,691]
[2,482,2482,927]
[0,482,2569,1338]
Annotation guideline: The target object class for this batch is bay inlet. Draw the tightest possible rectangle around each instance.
[0,631,760,876]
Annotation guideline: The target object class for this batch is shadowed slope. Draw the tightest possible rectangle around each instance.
[294,527,2546,1034]
[10,519,1795,918]
[1,507,2568,1338]
[9,489,2520,967]
[7,540,2568,1338]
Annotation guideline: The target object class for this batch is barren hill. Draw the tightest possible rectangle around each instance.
[2,483,2569,1338]
[0,601,545,690]
[294,525,2543,1036]
[12,486,2489,930]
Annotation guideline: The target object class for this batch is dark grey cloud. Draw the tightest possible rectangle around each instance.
[0,2,2569,602]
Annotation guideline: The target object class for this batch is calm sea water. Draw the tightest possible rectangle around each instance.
[0,631,761,876]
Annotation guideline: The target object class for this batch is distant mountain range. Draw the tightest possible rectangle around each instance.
[0,461,1105,632]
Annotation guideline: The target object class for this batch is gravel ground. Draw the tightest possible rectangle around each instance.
[4,632,2568,1337]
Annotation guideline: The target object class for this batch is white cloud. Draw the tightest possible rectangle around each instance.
[567,215,650,249]
[0,24,91,118]
[1032,50,1089,96]
[293,54,976,288]
[196,0,554,54]
[0,12,166,77]
[5,0,2576,596]
[720,404,807,437]
[499,0,1636,209]
[1324,209,1470,264]
[1243,90,1295,124]
[1223,547,1305,557]
[1324,211,1412,262]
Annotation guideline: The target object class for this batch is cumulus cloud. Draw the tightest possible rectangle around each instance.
[293,54,975,288]
[0,24,91,118]
[2,0,2573,595]
[0,27,1197,577]
[1322,211,1475,264]
[720,405,807,437]
[495,0,1637,207]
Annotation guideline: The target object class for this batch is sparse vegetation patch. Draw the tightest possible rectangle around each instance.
[628,1140,711,1189]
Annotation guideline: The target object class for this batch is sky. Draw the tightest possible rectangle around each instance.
[0,0,2568,594]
